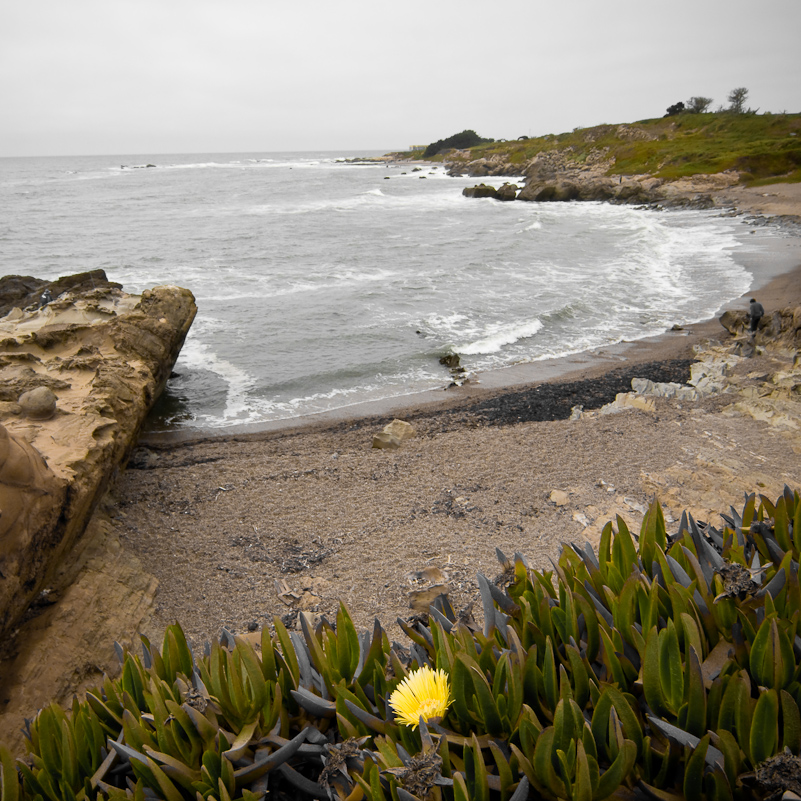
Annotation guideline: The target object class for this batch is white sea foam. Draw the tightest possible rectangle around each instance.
[176,333,256,421]
[456,319,544,355]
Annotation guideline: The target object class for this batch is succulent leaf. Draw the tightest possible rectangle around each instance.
[749,616,795,690]
[749,688,779,766]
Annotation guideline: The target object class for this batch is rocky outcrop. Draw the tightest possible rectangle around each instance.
[0,425,66,637]
[719,306,801,349]
[446,152,521,178]
[0,274,196,643]
[462,182,518,201]
[450,146,741,207]
[585,305,801,425]
[0,269,122,318]
[462,184,499,199]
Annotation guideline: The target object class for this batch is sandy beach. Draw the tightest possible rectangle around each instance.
[113,186,801,648]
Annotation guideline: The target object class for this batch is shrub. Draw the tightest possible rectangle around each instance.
[686,96,714,114]
[423,130,494,158]
[2,489,801,800]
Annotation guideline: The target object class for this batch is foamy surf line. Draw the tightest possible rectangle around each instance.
[140,214,801,444]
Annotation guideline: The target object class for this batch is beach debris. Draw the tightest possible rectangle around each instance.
[408,584,450,614]
[407,565,450,613]
[18,386,57,420]
[372,418,416,450]
[572,511,591,527]
[274,578,321,611]
[275,579,301,606]
[623,496,648,515]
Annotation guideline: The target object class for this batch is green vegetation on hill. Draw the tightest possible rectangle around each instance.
[408,113,801,185]
[422,129,494,158]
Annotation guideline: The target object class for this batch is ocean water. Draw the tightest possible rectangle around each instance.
[1,151,753,430]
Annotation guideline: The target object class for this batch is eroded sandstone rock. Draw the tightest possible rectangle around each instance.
[0,275,196,644]
[372,419,416,449]
[0,424,66,637]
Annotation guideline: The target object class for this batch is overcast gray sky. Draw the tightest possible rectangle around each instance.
[2,0,799,157]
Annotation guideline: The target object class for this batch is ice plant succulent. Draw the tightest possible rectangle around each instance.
[389,665,452,728]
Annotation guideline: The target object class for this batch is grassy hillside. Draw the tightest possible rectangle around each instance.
[407,112,801,185]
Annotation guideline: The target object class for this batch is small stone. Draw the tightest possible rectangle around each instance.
[383,419,416,442]
[550,490,569,506]
[247,620,258,632]
[18,386,57,420]
[372,432,401,450]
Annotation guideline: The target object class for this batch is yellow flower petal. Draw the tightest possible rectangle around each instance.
[388,666,452,729]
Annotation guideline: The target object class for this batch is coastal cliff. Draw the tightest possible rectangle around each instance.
[0,272,196,746]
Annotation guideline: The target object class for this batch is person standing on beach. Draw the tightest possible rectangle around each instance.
[749,298,764,333]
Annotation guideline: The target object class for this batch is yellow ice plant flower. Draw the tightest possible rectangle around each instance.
[388,666,452,729]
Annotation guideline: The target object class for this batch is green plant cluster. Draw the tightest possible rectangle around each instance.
[2,490,801,801]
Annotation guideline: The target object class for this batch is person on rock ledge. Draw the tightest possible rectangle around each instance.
[748,297,764,334]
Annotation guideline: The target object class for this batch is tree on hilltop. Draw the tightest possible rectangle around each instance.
[727,87,749,113]
[423,130,494,158]
[686,96,713,113]
[664,101,685,117]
